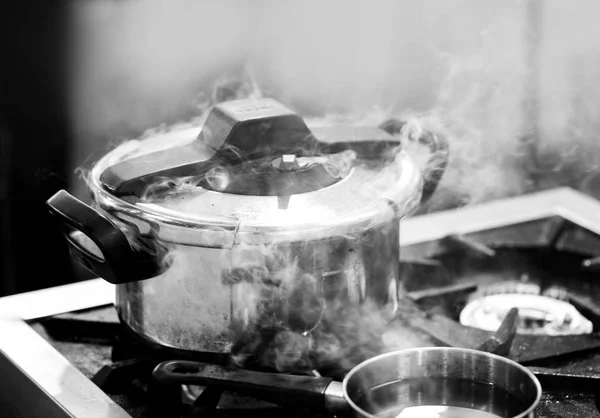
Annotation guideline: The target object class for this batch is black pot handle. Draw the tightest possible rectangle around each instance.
[380,119,450,205]
[46,190,160,285]
[418,131,449,205]
[153,360,335,412]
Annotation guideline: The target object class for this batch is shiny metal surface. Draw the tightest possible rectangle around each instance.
[0,280,129,418]
[399,187,600,246]
[323,381,350,415]
[116,218,400,352]
[343,347,541,418]
[0,278,114,320]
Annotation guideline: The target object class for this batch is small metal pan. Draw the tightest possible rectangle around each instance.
[153,346,542,417]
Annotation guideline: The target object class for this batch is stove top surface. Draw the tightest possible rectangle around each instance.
[30,304,600,417]
[4,187,600,417]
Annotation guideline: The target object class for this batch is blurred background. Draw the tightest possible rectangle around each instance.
[1,0,600,296]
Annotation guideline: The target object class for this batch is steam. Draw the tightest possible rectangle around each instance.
[70,0,600,374]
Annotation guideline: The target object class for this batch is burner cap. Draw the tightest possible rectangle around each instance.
[459,293,593,336]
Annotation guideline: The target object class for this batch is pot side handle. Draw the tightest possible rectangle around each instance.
[380,119,450,205]
[153,360,337,413]
[46,189,159,285]
[418,131,449,205]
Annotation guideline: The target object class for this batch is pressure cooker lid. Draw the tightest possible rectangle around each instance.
[92,99,425,242]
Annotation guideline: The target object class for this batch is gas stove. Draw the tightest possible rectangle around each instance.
[4,187,600,417]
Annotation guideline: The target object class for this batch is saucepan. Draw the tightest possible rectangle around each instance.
[153,346,542,418]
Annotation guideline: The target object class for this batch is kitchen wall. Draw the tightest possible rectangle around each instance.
[536,1,600,197]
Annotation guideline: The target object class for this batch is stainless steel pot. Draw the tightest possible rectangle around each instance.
[153,347,542,417]
[46,98,449,354]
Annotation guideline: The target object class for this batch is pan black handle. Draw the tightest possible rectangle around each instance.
[46,189,160,285]
[153,360,341,413]
[379,119,450,205]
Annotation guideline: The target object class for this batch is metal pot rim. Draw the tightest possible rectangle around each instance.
[341,346,543,418]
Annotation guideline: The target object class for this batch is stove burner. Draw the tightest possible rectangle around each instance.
[460,291,593,336]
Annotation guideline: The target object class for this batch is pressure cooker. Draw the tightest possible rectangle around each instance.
[46,98,449,357]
